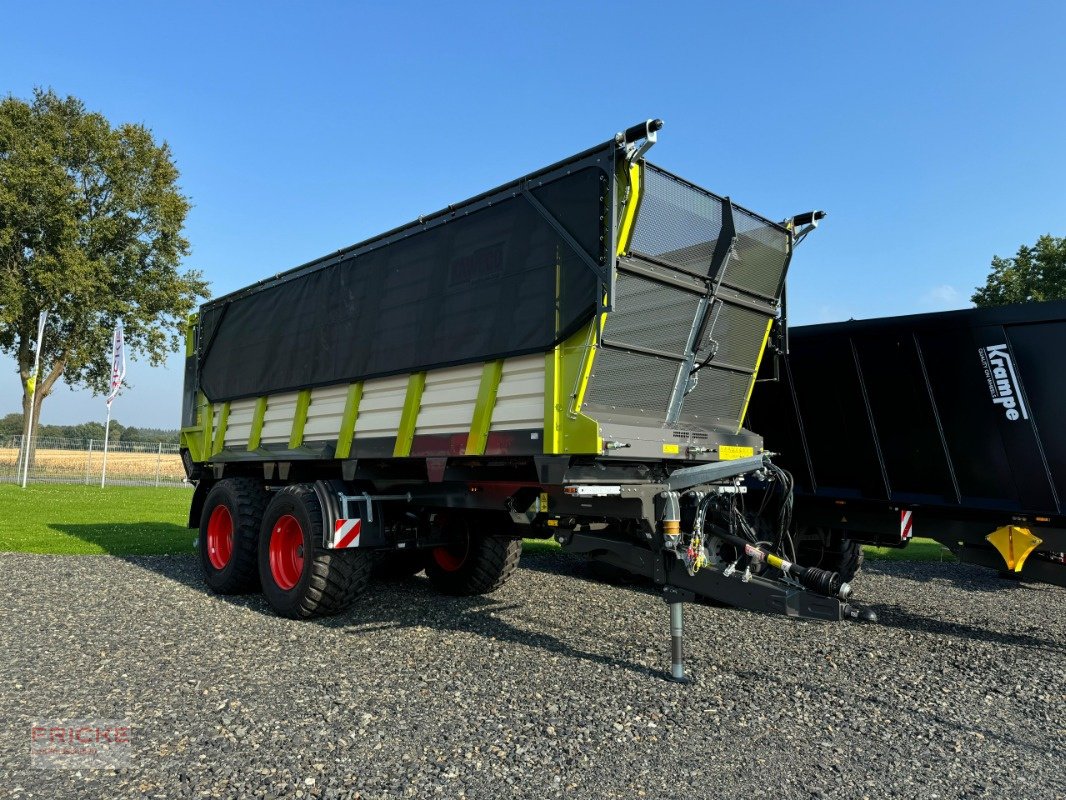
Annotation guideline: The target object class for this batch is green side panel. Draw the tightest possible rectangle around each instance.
[335,382,364,460]
[247,397,268,451]
[466,360,504,455]
[202,399,214,460]
[211,402,231,456]
[289,389,313,449]
[545,320,602,455]
[393,372,427,457]
[180,427,204,463]
[181,391,211,464]
[185,313,198,357]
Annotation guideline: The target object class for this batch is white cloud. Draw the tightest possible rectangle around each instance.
[919,284,965,308]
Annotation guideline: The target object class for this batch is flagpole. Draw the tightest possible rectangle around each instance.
[101,319,125,489]
[101,401,112,488]
[20,310,48,489]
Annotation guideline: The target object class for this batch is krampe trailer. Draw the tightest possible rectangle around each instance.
[747,301,1066,587]
[181,121,866,680]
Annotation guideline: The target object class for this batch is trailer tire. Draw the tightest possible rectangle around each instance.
[425,513,522,596]
[793,527,864,583]
[258,484,373,619]
[837,538,865,584]
[373,551,426,581]
[199,478,268,594]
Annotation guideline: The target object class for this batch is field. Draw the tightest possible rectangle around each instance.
[0,484,193,554]
[0,484,955,562]
[0,445,186,485]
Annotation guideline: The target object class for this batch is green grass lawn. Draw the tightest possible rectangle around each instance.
[865,537,956,562]
[0,484,194,555]
[0,483,956,563]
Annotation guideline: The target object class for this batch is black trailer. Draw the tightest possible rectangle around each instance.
[747,300,1066,587]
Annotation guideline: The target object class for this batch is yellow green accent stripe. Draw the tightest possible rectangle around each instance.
[211,402,230,455]
[466,360,504,455]
[247,397,268,451]
[545,320,603,454]
[393,372,427,457]
[737,317,774,432]
[289,389,313,449]
[617,162,642,254]
[334,382,363,460]
[202,399,215,460]
[185,313,198,357]
[571,311,605,414]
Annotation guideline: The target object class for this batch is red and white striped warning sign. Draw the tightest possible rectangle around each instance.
[332,518,362,549]
[900,509,913,541]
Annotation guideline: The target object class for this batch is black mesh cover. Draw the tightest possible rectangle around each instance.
[198,167,607,401]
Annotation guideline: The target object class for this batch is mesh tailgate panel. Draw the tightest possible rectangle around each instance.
[677,367,753,425]
[702,303,771,369]
[585,163,787,432]
[604,272,700,354]
[585,348,678,413]
[724,208,790,298]
[629,167,724,271]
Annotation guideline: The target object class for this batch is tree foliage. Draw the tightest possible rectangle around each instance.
[0,88,208,433]
[972,235,1066,308]
[0,412,178,444]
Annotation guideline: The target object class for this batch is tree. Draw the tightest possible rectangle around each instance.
[0,89,208,454]
[0,412,21,438]
[972,235,1066,307]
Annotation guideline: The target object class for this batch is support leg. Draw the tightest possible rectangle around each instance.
[662,586,695,684]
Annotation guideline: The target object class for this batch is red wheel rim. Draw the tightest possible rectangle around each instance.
[206,505,234,570]
[269,514,305,590]
[432,537,469,572]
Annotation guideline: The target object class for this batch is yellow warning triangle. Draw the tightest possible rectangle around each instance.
[985,525,1043,572]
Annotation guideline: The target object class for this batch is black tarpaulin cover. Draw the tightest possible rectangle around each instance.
[197,167,608,402]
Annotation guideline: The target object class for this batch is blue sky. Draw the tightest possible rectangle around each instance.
[2,1,1064,428]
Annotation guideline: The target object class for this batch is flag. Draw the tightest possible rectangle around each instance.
[25,311,48,397]
[106,320,126,408]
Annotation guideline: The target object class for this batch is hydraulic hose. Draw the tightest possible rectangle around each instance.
[711,529,852,600]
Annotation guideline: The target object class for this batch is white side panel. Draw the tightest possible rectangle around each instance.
[206,405,223,450]
[304,384,352,442]
[490,354,545,431]
[415,363,483,437]
[353,375,409,439]
[224,398,259,448]
[260,391,300,445]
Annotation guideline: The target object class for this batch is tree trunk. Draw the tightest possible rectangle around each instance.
[18,356,66,475]
[19,386,48,473]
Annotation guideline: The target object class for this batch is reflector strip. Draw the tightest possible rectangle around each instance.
[333,518,362,548]
[900,510,913,541]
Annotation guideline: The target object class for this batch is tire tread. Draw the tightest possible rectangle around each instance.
[200,477,268,594]
[261,485,373,619]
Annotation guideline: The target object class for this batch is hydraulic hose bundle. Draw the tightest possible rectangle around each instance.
[660,461,852,602]
[714,529,852,600]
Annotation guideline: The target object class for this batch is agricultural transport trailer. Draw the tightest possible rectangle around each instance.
[180,120,866,680]
[746,300,1066,587]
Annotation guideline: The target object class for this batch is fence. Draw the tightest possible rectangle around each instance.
[1,436,189,488]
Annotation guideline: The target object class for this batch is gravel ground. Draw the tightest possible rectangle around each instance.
[1,551,1063,799]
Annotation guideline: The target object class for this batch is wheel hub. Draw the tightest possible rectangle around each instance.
[269,514,305,590]
[206,505,234,570]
